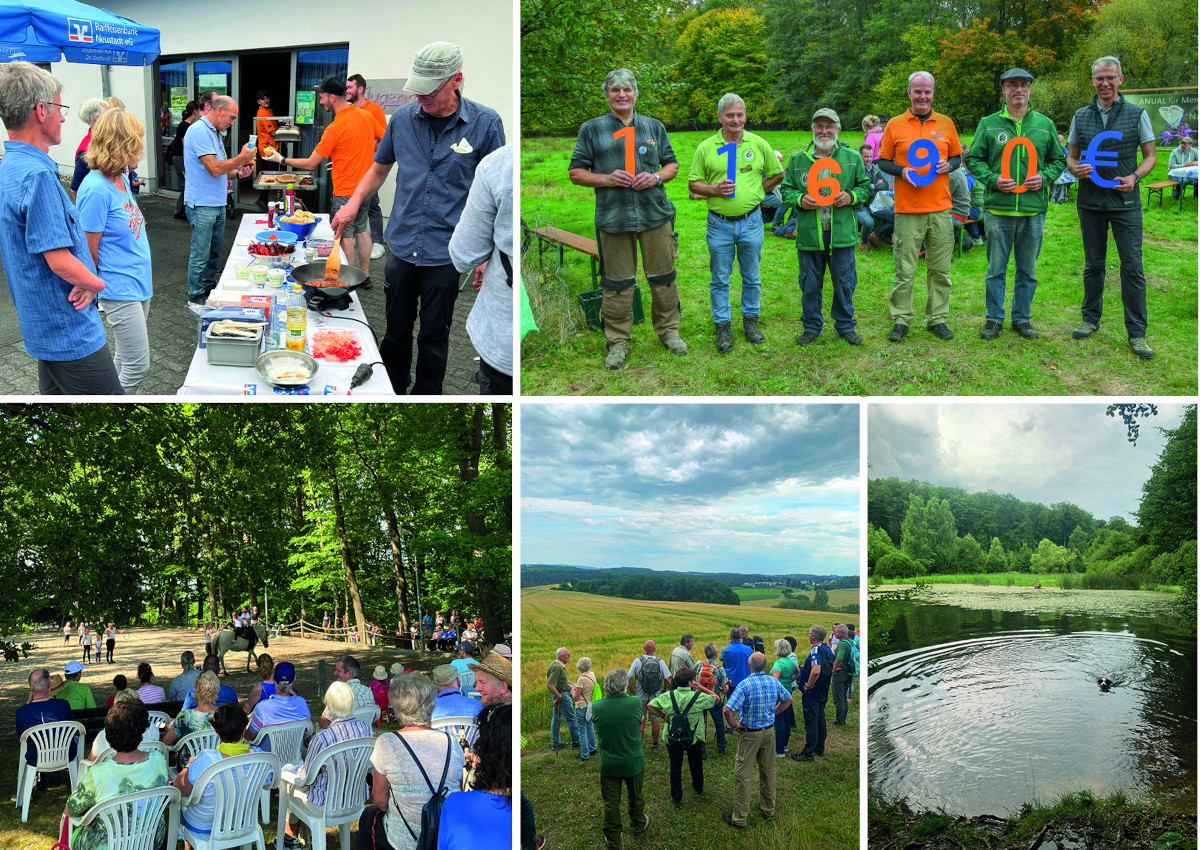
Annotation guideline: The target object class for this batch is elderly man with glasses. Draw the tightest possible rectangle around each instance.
[0,62,124,394]
[966,68,1066,343]
[1167,136,1197,200]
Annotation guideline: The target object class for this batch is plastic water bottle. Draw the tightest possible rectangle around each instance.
[285,283,307,351]
[273,293,288,348]
[248,134,257,150]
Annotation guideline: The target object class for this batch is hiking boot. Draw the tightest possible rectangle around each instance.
[1072,321,1099,339]
[839,329,863,346]
[870,233,882,248]
[715,322,733,353]
[663,335,688,356]
[980,320,1002,340]
[743,315,765,344]
[604,347,628,370]
[790,753,815,762]
[858,242,871,254]
[650,741,663,751]
[533,838,547,850]
[887,323,908,342]
[927,323,954,340]
[1128,337,1154,360]
[571,742,581,749]
[760,810,775,821]
[722,812,746,829]
[796,330,819,346]
[1012,322,1039,340]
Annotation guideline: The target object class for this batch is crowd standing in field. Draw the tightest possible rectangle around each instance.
[15,624,514,850]
[567,54,1167,369]
[541,623,861,844]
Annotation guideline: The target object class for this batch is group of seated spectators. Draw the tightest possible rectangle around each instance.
[18,643,516,850]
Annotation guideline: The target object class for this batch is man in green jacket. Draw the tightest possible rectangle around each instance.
[966,68,1066,341]
[592,668,648,850]
[780,109,871,346]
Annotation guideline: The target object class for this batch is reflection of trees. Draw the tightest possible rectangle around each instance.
[1130,630,1198,809]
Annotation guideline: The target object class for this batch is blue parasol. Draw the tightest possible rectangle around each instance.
[0,0,160,66]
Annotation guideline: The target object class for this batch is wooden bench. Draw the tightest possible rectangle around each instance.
[527,225,599,289]
[1145,180,1180,210]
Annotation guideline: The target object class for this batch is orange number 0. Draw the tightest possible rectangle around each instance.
[999,137,1038,194]
[612,126,636,174]
[806,157,842,207]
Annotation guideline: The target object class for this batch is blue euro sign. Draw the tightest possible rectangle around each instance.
[907,139,940,187]
[1082,130,1122,188]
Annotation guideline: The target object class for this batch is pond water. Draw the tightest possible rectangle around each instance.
[869,591,1197,816]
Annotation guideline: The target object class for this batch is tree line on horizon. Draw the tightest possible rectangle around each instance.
[867,407,1196,607]
[522,0,1195,135]
[556,573,743,605]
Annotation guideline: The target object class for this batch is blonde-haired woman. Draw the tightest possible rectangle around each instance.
[571,656,598,760]
[243,653,276,714]
[75,108,153,394]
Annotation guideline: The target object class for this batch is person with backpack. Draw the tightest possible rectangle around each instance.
[627,640,671,751]
[692,642,728,756]
[770,638,799,757]
[791,624,836,763]
[721,652,792,829]
[572,656,599,760]
[648,668,717,806]
[547,647,580,751]
[847,623,861,701]
[831,624,855,725]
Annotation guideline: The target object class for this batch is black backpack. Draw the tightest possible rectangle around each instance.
[392,730,454,850]
[667,689,701,746]
[639,657,663,695]
[752,635,765,655]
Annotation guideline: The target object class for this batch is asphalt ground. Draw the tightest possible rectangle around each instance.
[0,188,481,397]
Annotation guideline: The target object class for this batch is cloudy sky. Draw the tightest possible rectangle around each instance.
[521,403,860,576]
[868,403,1188,521]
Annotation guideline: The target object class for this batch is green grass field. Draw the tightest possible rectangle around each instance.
[521,129,1198,396]
[733,587,860,609]
[521,587,859,850]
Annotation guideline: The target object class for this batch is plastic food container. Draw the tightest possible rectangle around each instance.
[205,323,263,366]
[267,269,286,289]
[234,264,252,281]
[309,238,335,258]
[250,267,268,285]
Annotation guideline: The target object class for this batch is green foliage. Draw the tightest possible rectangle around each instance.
[1137,406,1197,555]
[813,588,829,610]
[868,524,897,571]
[566,573,741,605]
[867,580,929,648]
[3,640,31,662]
[1031,538,1074,573]
[875,550,923,579]
[662,7,780,128]
[1008,541,1033,573]
[869,26,944,121]
[986,537,1008,573]
[1084,0,1199,89]
[901,494,957,573]
[956,534,985,574]
[932,20,1057,125]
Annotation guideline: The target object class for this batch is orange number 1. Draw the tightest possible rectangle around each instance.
[1000,137,1039,194]
[612,125,635,174]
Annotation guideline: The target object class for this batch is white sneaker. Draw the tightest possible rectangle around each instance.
[370,244,385,260]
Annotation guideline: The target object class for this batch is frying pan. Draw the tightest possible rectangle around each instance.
[289,261,369,299]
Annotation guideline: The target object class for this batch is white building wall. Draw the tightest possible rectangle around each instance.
[5,0,514,218]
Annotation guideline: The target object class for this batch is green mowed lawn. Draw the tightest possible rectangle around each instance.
[520,130,1198,396]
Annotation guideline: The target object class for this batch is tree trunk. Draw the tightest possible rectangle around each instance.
[384,506,410,635]
[328,467,369,644]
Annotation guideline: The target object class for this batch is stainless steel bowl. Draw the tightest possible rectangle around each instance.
[254,349,319,387]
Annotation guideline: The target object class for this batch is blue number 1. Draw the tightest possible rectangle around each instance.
[718,141,736,199]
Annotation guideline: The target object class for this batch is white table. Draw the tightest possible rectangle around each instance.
[178,214,393,396]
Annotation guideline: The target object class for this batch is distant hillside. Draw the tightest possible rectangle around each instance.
[521,564,857,590]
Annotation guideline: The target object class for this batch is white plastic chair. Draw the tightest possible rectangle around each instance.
[147,711,173,729]
[249,720,310,822]
[179,751,280,850]
[65,785,181,850]
[431,716,479,750]
[275,738,374,850]
[80,741,171,784]
[458,670,476,696]
[15,720,85,822]
[350,705,380,728]
[169,729,221,778]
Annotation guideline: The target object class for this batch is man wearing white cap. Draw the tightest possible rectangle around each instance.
[331,41,505,395]
[59,660,96,710]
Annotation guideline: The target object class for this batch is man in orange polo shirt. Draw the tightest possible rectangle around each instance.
[347,73,389,260]
[264,75,383,278]
[877,71,963,342]
[253,90,278,210]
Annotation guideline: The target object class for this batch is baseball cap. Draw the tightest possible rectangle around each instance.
[314,75,346,97]
[458,640,474,654]
[402,42,463,95]
[64,660,85,675]
[812,108,841,125]
[273,661,296,684]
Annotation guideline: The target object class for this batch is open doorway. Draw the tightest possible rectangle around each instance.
[238,51,291,209]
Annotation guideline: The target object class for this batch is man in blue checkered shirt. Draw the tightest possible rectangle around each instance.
[720,652,792,828]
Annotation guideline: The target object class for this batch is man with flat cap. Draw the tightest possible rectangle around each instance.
[331,42,505,394]
[967,68,1066,342]
[432,664,484,719]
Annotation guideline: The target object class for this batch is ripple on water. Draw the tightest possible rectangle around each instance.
[869,629,1197,816]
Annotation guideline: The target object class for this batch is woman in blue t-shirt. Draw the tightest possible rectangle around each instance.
[75,108,154,394]
[437,702,511,850]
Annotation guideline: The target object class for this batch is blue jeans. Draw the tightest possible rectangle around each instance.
[774,702,794,755]
[708,701,726,752]
[186,204,225,300]
[578,710,596,758]
[551,697,578,745]
[983,211,1045,325]
[855,207,873,243]
[801,685,828,756]
[798,243,858,334]
[707,212,764,324]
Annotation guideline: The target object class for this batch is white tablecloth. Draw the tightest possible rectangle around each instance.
[178,213,392,396]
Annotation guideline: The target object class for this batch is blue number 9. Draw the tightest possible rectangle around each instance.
[908,139,940,187]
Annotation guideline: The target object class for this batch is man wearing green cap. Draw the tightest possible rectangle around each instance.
[966,68,1066,342]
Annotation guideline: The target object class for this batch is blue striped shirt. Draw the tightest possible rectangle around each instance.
[725,671,791,730]
[375,96,505,266]
[294,718,372,805]
[0,141,107,361]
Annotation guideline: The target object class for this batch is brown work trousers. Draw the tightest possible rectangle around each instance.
[730,724,777,826]
[597,222,680,349]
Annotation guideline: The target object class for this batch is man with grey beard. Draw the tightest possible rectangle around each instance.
[780,109,870,346]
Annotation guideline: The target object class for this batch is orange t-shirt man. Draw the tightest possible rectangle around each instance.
[879,109,962,213]
[360,99,386,134]
[313,105,384,197]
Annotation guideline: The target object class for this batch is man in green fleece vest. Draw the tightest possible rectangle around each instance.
[780,109,871,347]
[592,667,648,850]
[966,68,1066,342]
